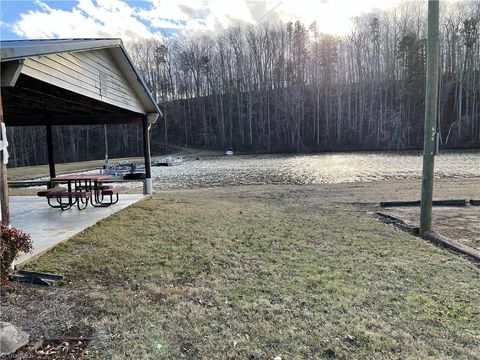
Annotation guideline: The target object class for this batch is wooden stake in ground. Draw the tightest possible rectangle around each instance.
[420,0,440,235]
[0,90,10,225]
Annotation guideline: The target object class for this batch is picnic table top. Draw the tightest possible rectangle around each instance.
[52,174,112,181]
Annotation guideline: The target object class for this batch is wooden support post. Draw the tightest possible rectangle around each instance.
[46,122,56,187]
[0,90,10,225]
[420,0,440,234]
[104,124,109,163]
[143,116,153,195]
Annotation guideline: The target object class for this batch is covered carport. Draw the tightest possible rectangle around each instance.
[0,38,161,225]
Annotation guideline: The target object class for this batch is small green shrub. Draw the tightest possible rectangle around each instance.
[0,224,32,282]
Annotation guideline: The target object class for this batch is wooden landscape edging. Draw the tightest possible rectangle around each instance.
[380,199,468,207]
[376,212,419,235]
[376,211,480,262]
[422,231,480,262]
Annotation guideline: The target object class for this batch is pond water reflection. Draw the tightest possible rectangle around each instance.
[150,150,480,189]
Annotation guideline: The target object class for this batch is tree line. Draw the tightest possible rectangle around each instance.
[6,1,480,167]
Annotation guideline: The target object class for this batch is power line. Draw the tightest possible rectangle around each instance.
[255,1,283,25]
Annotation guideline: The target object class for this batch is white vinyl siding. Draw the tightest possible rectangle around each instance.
[21,48,146,114]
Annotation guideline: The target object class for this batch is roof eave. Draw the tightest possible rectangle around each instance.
[117,43,162,119]
[0,39,123,62]
[0,38,162,122]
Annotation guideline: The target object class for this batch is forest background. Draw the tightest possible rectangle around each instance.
[6,1,479,167]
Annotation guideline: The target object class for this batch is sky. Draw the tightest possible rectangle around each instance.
[0,0,404,41]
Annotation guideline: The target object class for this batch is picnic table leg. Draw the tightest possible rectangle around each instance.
[89,179,100,205]
[91,186,111,207]
[84,179,90,209]
[47,196,71,210]
[58,195,75,211]
[67,180,72,207]
[94,180,99,203]
[77,194,89,210]
[90,180,119,207]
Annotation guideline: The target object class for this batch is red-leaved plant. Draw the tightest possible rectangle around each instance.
[0,224,32,284]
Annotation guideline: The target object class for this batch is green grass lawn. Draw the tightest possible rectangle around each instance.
[9,187,480,359]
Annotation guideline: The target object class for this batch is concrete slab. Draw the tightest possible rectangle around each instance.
[10,194,146,264]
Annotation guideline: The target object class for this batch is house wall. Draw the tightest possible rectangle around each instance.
[20,48,146,114]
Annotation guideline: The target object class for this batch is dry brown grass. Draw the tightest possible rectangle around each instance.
[2,185,479,359]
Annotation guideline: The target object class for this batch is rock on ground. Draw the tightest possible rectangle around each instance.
[0,321,29,356]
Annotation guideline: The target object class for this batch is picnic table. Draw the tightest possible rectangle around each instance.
[37,174,125,210]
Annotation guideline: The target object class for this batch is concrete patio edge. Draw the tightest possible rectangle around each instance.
[12,193,152,266]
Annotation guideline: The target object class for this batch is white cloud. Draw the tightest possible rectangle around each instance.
[139,0,207,23]
[7,0,405,41]
[139,0,255,32]
[10,0,160,41]
[205,0,255,28]
[261,0,402,35]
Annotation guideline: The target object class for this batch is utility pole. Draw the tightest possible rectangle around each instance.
[0,90,10,225]
[420,0,440,234]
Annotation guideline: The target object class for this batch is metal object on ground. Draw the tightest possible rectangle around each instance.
[9,270,63,286]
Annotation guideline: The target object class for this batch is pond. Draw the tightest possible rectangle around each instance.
[150,150,480,190]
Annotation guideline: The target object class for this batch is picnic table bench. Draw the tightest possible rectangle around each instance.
[47,191,91,210]
[101,186,126,205]
[36,174,126,210]
[37,187,65,197]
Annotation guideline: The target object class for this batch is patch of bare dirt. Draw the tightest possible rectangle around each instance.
[8,337,91,359]
[0,283,94,358]
[381,205,480,251]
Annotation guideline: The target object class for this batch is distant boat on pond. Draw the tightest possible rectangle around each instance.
[102,162,145,179]
[153,156,183,166]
